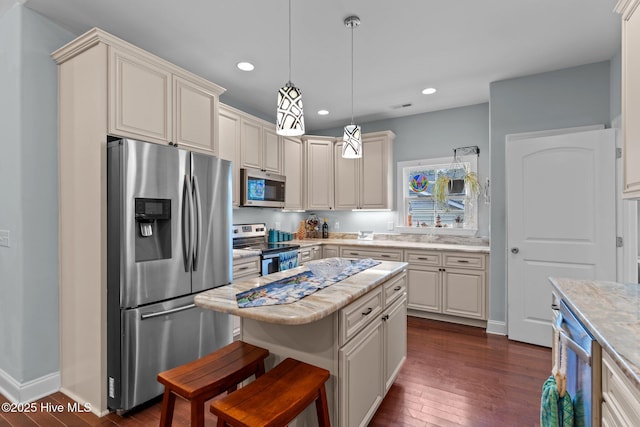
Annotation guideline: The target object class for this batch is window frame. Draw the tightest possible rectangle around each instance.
[396,155,478,235]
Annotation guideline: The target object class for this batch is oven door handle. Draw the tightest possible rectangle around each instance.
[554,314,591,365]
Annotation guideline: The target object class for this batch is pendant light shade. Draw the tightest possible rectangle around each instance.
[277,82,305,136]
[342,124,362,158]
[276,0,305,136]
[343,15,362,158]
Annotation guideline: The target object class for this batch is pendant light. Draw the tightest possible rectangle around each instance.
[342,15,362,159]
[276,0,305,136]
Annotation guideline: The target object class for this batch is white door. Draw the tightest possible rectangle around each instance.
[507,128,616,347]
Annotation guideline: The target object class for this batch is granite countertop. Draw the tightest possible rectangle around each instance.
[195,260,407,325]
[549,277,640,389]
[232,248,261,259]
[292,238,490,253]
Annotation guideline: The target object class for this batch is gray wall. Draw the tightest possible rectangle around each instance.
[235,103,491,238]
[0,3,73,388]
[610,49,622,121]
[489,61,612,325]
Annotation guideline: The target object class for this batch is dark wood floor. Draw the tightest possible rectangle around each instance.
[0,317,550,427]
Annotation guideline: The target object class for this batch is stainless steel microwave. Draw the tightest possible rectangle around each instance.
[240,168,286,208]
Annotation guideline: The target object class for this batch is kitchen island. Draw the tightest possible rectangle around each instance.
[195,260,408,427]
[550,278,640,425]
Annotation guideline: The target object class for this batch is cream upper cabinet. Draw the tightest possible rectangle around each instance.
[240,117,282,173]
[282,135,304,210]
[109,47,172,144]
[218,104,242,207]
[333,131,395,210]
[360,131,394,209]
[303,136,335,210]
[172,75,219,155]
[108,46,222,155]
[618,0,640,197]
[334,140,359,210]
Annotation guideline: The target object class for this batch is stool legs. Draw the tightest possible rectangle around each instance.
[315,386,331,427]
[191,398,205,427]
[160,389,176,427]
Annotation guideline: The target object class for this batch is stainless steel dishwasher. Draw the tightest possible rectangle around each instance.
[553,299,602,427]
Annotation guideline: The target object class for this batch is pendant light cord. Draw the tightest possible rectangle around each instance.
[350,22,354,126]
[288,0,292,83]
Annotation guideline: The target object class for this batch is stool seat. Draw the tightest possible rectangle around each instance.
[210,357,331,427]
[157,340,269,427]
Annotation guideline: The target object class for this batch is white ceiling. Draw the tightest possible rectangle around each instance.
[21,0,621,132]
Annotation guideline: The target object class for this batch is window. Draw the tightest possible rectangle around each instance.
[397,155,478,234]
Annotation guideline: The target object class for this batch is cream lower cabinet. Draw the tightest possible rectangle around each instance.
[231,256,261,338]
[108,43,222,155]
[323,244,339,258]
[339,274,407,427]
[601,350,640,426]
[299,244,322,264]
[405,249,488,323]
[340,246,403,262]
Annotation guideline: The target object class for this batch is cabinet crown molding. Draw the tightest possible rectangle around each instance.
[52,27,225,96]
[615,0,640,15]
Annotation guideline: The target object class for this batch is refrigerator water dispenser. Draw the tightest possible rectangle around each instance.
[135,198,171,262]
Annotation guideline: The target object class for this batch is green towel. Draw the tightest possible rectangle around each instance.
[540,376,574,427]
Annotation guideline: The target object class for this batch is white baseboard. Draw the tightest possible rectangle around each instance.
[0,368,60,404]
[486,319,507,335]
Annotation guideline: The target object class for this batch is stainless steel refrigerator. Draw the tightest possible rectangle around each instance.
[106,138,232,412]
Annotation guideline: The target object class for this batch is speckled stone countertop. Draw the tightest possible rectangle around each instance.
[291,238,490,253]
[195,260,407,325]
[549,277,640,389]
[232,248,261,259]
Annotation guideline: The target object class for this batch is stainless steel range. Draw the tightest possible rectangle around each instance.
[232,223,300,276]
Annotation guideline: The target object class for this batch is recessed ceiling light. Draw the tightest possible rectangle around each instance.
[422,87,437,95]
[237,62,255,71]
[317,110,329,116]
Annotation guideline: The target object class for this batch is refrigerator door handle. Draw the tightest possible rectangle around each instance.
[192,175,202,272]
[182,175,194,272]
[140,303,196,320]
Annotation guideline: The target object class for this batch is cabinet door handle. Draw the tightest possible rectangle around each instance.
[362,307,373,316]
[393,286,402,291]
[382,314,390,321]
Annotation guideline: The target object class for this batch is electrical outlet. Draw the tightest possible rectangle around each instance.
[275,222,281,229]
[334,221,340,231]
[387,221,394,231]
[0,230,9,248]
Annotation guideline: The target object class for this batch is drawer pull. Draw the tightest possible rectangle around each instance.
[237,266,249,271]
[381,254,391,258]
[457,260,470,263]
[417,257,429,260]
[393,286,402,291]
[362,308,373,316]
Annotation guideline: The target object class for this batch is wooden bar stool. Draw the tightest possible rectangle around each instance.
[210,357,331,427]
[157,340,269,427]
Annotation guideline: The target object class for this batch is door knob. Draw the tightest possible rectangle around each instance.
[511,247,519,254]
